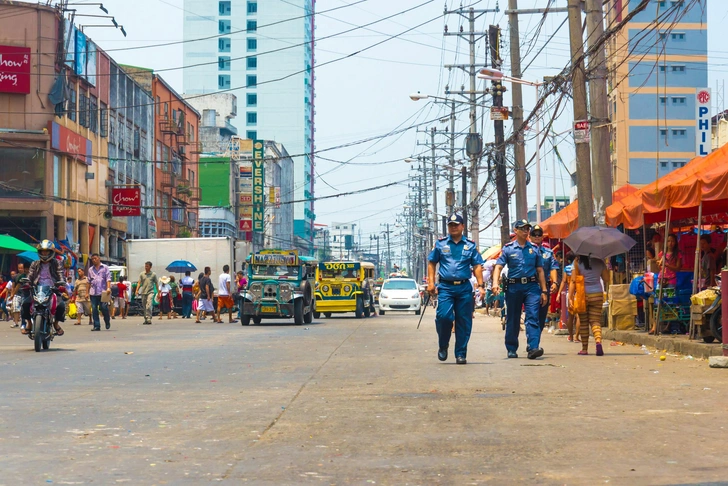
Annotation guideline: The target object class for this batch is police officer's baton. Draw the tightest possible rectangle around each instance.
[417,293,431,330]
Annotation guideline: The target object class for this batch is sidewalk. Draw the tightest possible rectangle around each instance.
[603,328,724,359]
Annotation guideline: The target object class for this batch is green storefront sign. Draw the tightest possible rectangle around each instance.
[252,140,265,232]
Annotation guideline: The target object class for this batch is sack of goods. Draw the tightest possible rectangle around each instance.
[691,288,718,306]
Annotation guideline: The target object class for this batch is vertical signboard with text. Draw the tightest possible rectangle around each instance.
[696,88,711,156]
[252,140,265,233]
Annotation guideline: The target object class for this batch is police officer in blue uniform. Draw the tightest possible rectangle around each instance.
[427,213,484,365]
[529,224,559,331]
[491,220,549,359]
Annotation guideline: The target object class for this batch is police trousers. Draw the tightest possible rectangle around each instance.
[435,282,474,358]
[504,282,541,353]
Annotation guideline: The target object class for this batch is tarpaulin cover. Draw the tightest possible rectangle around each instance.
[541,184,637,238]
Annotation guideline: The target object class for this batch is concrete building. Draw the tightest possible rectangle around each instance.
[607,1,708,188]
[182,0,316,250]
[329,222,357,261]
[184,92,238,155]
[0,1,155,267]
[122,67,202,239]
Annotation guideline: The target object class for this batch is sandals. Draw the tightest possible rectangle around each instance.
[578,350,588,355]
[54,326,64,336]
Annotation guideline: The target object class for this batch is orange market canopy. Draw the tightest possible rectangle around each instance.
[605,144,728,229]
[541,184,637,239]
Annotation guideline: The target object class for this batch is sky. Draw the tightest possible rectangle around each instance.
[45,0,726,255]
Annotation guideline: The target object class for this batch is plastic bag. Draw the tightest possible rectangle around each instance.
[68,302,77,319]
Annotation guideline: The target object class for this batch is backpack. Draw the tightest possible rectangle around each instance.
[111,285,119,298]
[629,275,653,300]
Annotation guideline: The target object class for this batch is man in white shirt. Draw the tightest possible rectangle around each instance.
[216,265,236,324]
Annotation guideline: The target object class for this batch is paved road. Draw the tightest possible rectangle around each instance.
[2,311,728,485]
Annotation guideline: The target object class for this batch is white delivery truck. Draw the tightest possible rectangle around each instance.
[126,237,248,283]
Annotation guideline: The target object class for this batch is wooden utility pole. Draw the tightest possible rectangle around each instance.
[507,0,528,220]
[567,0,595,228]
[585,0,612,223]
[489,25,511,245]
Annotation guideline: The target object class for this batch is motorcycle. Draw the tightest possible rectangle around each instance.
[22,279,66,352]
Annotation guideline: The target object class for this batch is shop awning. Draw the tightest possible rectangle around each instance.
[605,144,728,228]
[541,184,637,239]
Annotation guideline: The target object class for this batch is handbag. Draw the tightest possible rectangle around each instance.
[570,262,587,314]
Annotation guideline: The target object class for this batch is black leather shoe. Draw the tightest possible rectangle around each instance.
[105,322,110,330]
[438,348,448,361]
[456,356,467,365]
[507,351,518,359]
[91,328,100,331]
[527,348,544,360]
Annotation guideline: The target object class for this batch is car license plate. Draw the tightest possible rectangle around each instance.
[261,305,277,313]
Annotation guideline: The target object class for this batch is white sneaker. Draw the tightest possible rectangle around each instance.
[548,325,556,333]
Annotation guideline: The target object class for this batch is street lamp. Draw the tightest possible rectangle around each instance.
[478,68,545,223]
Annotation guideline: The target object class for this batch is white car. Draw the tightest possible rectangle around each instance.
[378,278,422,315]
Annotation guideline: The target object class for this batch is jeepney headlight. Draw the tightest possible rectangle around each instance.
[279,283,292,301]
[249,283,262,300]
[322,285,330,293]
[343,285,351,293]
[264,284,277,298]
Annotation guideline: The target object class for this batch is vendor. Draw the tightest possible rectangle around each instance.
[700,234,716,288]
[657,234,682,287]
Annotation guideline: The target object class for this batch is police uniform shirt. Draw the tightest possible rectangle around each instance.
[536,246,558,282]
[428,235,484,281]
[496,240,542,279]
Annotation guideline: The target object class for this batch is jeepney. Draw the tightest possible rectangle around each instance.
[314,261,376,318]
[240,249,317,325]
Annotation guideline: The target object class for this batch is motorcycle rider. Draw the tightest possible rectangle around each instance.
[22,240,67,336]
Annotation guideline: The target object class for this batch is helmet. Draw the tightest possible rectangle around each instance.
[37,239,55,263]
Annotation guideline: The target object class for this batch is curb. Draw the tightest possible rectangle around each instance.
[603,329,724,360]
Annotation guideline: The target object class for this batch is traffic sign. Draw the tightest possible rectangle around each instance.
[239,219,252,231]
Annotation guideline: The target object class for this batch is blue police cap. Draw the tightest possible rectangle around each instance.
[513,219,532,229]
[447,213,464,225]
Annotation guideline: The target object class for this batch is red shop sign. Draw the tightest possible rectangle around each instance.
[112,186,142,216]
[0,45,31,94]
[49,121,92,165]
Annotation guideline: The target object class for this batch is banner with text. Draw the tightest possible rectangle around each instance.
[111,186,142,216]
[696,88,711,156]
[252,140,265,233]
[0,45,31,94]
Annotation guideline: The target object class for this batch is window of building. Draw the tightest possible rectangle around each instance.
[218,74,231,89]
[658,31,667,40]
[246,130,257,139]
[247,93,257,106]
[246,57,257,69]
[672,128,686,136]
[671,96,686,104]
[247,1,257,14]
[659,96,667,104]
[89,96,98,134]
[218,56,231,71]
[660,129,667,137]
[156,96,161,115]
[68,88,77,122]
[100,103,108,137]
[671,65,685,72]
[219,0,231,15]
[671,32,685,40]
[247,20,257,31]
[246,75,257,87]
[219,19,231,34]
[53,155,61,198]
[657,0,666,7]
[247,38,257,51]
[218,37,231,53]
[246,112,257,125]
[164,102,169,119]
[78,93,88,127]
[660,161,668,168]
[659,65,667,72]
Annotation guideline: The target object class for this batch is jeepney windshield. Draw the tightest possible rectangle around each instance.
[251,265,300,278]
[318,263,360,279]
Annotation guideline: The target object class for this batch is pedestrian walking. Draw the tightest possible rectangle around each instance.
[122,276,132,319]
[72,268,93,326]
[87,253,111,331]
[158,276,173,319]
[168,275,179,318]
[0,274,9,322]
[426,213,485,365]
[491,220,549,360]
[235,270,246,321]
[557,252,578,342]
[529,224,559,332]
[136,261,159,325]
[568,255,610,355]
[110,279,127,320]
[10,263,29,331]
[196,267,216,323]
[180,271,195,318]
[216,265,237,323]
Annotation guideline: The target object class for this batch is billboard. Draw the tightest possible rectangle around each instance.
[252,140,265,233]
[696,88,711,156]
[49,121,92,165]
[74,30,87,77]
[86,41,97,86]
[111,186,142,216]
[0,45,31,94]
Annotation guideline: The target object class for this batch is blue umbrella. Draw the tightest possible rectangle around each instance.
[166,260,197,273]
[17,250,38,262]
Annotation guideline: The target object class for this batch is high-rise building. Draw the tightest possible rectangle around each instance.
[183,0,315,252]
[606,1,708,189]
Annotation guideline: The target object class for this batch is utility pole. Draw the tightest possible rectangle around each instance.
[444,6,499,248]
[568,0,595,227]
[430,127,438,239]
[507,0,528,220]
[446,101,456,216]
[585,0,612,222]
[489,25,511,245]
